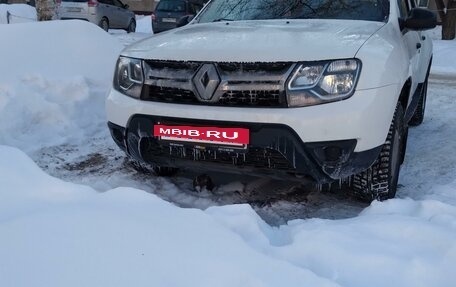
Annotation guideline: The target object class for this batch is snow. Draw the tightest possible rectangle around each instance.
[426,26,456,79]
[0,146,339,287]
[0,20,122,151]
[135,15,153,33]
[0,20,122,83]
[430,40,456,79]
[0,20,456,287]
[1,145,456,287]
[0,4,36,24]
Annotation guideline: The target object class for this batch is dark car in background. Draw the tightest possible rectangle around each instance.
[151,0,204,33]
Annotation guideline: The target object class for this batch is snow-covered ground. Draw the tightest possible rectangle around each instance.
[1,8,456,286]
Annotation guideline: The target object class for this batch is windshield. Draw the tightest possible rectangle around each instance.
[157,0,186,12]
[197,0,389,23]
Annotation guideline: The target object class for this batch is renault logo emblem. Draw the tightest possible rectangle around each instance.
[192,64,220,101]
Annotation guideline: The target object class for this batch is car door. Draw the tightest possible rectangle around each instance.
[112,0,130,29]
[412,0,433,82]
[398,0,422,101]
[99,0,117,27]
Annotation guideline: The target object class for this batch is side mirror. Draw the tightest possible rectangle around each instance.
[402,8,437,31]
[177,15,194,27]
[123,4,129,9]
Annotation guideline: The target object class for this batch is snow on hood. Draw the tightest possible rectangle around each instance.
[123,19,385,62]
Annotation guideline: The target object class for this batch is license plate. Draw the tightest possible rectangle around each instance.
[162,18,176,23]
[154,124,249,147]
[66,7,82,12]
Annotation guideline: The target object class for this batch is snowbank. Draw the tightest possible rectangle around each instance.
[0,20,122,83]
[0,20,122,151]
[1,145,455,287]
[0,4,36,24]
[0,145,337,287]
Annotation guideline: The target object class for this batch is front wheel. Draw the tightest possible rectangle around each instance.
[351,104,406,201]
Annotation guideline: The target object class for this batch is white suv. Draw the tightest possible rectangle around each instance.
[106,0,436,201]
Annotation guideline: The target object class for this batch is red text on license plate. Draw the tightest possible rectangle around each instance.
[154,125,249,146]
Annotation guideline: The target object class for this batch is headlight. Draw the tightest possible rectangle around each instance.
[113,56,144,99]
[286,59,361,107]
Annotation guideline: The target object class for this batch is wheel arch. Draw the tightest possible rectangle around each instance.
[398,77,412,112]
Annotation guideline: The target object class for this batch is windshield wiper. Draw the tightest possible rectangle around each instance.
[212,18,234,22]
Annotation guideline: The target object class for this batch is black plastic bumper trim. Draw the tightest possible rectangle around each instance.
[108,116,382,183]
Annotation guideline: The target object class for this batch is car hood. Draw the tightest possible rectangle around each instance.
[123,19,385,62]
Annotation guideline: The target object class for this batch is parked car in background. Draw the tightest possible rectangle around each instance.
[151,0,204,33]
[58,0,136,32]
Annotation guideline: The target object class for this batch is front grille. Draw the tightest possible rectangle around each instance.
[142,140,295,170]
[144,86,199,104]
[219,90,282,106]
[141,60,294,108]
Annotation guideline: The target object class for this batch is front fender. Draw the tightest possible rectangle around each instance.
[355,22,409,93]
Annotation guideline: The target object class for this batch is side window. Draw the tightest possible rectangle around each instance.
[409,0,416,8]
[397,0,409,18]
[418,0,429,7]
[113,0,124,8]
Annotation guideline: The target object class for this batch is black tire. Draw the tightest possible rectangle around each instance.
[129,159,179,177]
[351,104,405,201]
[99,17,109,32]
[127,19,136,33]
[400,126,409,165]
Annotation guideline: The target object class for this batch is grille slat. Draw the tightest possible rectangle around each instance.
[145,86,198,104]
[219,90,282,107]
[141,60,294,108]
[145,142,294,171]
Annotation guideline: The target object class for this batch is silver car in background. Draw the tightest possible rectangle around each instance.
[58,0,136,32]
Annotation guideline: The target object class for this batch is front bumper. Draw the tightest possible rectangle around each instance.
[106,84,399,182]
[107,84,400,152]
[108,116,381,183]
